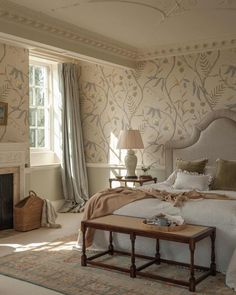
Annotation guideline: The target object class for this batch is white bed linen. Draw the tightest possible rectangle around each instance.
[227,248,236,290]
[90,182,236,290]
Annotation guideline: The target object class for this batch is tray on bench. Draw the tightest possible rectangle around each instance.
[142,220,187,232]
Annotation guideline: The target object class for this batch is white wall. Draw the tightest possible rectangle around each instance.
[25,165,64,202]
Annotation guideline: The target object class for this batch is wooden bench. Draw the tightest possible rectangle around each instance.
[81,214,216,292]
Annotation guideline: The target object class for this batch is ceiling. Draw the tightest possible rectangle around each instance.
[0,0,236,67]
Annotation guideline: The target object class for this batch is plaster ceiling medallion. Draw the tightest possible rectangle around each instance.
[0,0,236,66]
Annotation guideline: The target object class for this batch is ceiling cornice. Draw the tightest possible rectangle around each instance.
[137,37,236,61]
[0,0,236,67]
[0,0,137,68]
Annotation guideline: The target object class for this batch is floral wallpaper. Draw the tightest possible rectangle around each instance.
[0,43,29,143]
[79,48,236,168]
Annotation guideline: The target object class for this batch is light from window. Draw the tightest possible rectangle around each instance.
[29,64,50,148]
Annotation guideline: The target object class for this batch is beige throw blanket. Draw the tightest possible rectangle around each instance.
[82,187,232,247]
[41,199,61,228]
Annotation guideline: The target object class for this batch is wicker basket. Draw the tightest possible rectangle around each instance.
[14,191,44,232]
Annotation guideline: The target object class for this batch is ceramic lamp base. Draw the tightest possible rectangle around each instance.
[124,149,137,178]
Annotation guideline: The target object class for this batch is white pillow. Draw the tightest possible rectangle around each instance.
[165,170,178,185]
[173,171,212,191]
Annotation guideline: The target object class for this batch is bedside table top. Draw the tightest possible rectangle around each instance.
[109,177,157,188]
[109,177,157,183]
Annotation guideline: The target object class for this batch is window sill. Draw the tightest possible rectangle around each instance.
[30,150,60,167]
[25,163,61,173]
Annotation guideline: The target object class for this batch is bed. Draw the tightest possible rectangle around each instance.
[80,109,236,290]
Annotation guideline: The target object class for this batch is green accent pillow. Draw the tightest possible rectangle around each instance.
[176,158,208,174]
[212,159,236,191]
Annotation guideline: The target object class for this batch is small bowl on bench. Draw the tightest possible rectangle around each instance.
[116,176,123,180]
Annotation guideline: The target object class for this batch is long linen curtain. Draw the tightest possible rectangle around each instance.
[59,63,89,213]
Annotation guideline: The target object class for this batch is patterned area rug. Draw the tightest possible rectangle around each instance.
[0,234,234,295]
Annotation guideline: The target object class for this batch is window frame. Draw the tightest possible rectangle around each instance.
[29,56,61,167]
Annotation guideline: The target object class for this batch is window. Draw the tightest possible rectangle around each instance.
[29,62,50,149]
[29,56,62,166]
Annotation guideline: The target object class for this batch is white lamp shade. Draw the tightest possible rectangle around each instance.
[117,129,144,149]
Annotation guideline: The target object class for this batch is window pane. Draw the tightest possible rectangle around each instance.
[37,129,45,147]
[29,62,51,150]
[35,67,45,86]
[29,66,33,85]
[29,87,34,106]
[29,108,36,126]
[30,129,36,147]
[35,87,45,106]
[37,109,45,127]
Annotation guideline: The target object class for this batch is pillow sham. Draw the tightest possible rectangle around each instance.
[173,170,212,191]
[175,158,208,174]
[212,159,236,191]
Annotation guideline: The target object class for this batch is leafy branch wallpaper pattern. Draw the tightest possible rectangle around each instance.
[0,42,29,143]
[79,48,236,168]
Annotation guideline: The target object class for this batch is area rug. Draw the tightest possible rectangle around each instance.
[0,234,234,295]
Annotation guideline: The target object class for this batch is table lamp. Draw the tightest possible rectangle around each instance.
[117,129,144,179]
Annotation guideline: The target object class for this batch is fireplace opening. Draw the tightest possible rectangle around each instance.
[0,174,13,230]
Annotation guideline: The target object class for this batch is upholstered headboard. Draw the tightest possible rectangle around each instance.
[165,109,236,177]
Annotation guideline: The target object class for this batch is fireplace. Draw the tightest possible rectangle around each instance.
[0,174,13,229]
[0,142,27,230]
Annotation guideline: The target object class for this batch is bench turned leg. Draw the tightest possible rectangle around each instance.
[81,223,87,266]
[130,233,136,278]
[189,240,196,292]
[155,239,160,264]
[210,229,216,276]
[108,231,114,255]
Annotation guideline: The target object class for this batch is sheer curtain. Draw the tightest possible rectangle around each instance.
[58,63,89,213]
